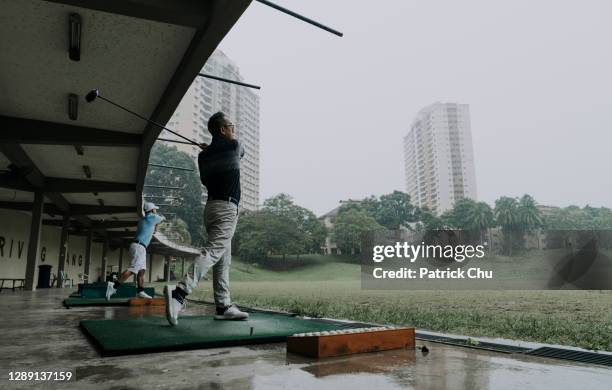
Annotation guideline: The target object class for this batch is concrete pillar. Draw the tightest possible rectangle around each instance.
[148,253,153,283]
[24,192,44,291]
[83,229,93,283]
[164,256,170,282]
[56,213,70,288]
[118,244,124,272]
[101,237,109,282]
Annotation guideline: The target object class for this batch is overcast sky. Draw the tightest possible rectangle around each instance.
[218,0,612,216]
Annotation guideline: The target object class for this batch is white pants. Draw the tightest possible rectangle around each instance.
[179,200,238,307]
[127,242,147,274]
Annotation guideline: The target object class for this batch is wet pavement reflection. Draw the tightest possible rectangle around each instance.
[0,289,609,390]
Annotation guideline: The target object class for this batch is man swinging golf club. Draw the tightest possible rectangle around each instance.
[164,112,249,325]
[106,202,165,300]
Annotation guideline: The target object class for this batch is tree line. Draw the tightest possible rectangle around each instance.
[233,194,326,266]
[146,144,612,261]
[333,193,612,256]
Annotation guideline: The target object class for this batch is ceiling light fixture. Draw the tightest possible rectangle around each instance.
[69,13,82,61]
[68,93,78,120]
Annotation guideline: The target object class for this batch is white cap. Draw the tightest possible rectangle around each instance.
[143,202,159,213]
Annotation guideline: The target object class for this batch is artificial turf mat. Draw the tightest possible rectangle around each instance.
[80,285,155,299]
[80,312,357,355]
[63,296,163,308]
[77,282,107,293]
[77,282,139,292]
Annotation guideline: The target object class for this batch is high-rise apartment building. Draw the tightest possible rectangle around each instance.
[163,51,260,210]
[403,102,477,213]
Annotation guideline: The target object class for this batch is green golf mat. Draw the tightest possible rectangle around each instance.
[80,285,155,299]
[80,312,360,355]
[77,282,135,293]
[64,297,131,307]
[77,282,107,293]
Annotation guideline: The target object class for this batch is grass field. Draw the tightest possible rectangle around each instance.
[177,255,612,351]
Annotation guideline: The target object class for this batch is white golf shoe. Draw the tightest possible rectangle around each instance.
[164,285,185,326]
[137,290,152,299]
[215,304,249,320]
[105,281,117,301]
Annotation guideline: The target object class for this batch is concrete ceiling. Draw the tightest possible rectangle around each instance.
[23,145,139,183]
[0,0,252,251]
[0,0,194,133]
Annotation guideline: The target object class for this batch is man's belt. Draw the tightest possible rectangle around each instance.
[208,195,239,206]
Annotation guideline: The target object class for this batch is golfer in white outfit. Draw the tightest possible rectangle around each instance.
[106,202,165,300]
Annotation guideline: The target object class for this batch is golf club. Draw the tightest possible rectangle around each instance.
[197,73,261,90]
[255,0,343,37]
[85,89,203,148]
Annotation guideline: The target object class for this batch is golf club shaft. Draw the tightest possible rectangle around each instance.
[158,138,197,146]
[198,73,261,90]
[97,95,200,146]
[255,0,343,37]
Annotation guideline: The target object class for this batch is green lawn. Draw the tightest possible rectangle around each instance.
[171,255,611,351]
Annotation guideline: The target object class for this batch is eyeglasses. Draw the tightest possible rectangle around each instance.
[223,123,235,129]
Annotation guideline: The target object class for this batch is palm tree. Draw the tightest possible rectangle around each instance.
[494,196,519,255]
[469,201,495,245]
[516,194,542,249]
[517,194,542,231]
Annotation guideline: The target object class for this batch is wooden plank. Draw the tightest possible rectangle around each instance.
[128,297,165,306]
[287,326,415,358]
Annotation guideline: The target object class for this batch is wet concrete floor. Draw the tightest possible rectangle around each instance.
[0,289,609,389]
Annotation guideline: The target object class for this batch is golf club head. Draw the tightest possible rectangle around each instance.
[85,89,100,103]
